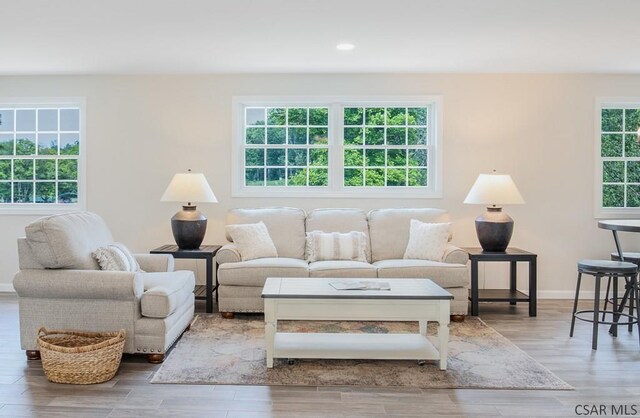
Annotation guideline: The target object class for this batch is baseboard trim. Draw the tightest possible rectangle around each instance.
[538,290,617,300]
[0,283,15,293]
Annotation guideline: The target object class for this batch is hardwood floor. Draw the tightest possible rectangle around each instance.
[1,294,639,417]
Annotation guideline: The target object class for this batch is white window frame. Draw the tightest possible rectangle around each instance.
[0,97,86,215]
[232,96,443,198]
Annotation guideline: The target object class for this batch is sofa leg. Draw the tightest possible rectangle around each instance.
[26,350,41,360]
[221,312,235,319]
[147,354,165,364]
[450,314,466,323]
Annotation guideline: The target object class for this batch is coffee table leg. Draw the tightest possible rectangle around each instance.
[264,300,276,368]
[438,303,450,370]
[419,320,428,336]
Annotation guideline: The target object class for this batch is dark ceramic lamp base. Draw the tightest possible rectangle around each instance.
[171,205,207,250]
[475,207,514,252]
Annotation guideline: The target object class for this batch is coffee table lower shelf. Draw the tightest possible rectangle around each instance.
[273,332,440,362]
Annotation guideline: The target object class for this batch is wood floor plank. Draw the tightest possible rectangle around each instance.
[1,296,639,417]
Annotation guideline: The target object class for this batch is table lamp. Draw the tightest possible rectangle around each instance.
[161,169,217,250]
[464,171,524,252]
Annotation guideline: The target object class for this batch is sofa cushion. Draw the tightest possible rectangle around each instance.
[25,211,114,269]
[306,208,371,261]
[306,231,368,262]
[226,221,278,261]
[218,257,309,287]
[226,207,306,259]
[140,271,195,319]
[309,261,377,278]
[368,208,450,262]
[374,259,468,288]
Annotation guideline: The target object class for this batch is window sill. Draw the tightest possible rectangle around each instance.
[0,204,85,216]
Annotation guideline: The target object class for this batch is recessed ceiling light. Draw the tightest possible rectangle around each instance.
[336,42,355,51]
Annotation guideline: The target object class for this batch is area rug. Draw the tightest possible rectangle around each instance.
[151,314,572,390]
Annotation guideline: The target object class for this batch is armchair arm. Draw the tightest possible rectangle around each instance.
[13,269,144,301]
[217,243,242,265]
[443,244,469,265]
[135,254,175,272]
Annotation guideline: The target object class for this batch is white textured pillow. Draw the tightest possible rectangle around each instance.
[93,242,141,272]
[306,230,369,262]
[226,221,278,261]
[403,220,451,262]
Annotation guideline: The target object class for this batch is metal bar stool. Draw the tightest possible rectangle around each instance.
[604,252,640,331]
[570,259,640,349]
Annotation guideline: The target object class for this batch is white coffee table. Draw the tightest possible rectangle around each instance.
[261,277,452,370]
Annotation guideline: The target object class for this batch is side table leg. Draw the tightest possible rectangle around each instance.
[419,320,428,336]
[264,300,276,368]
[510,261,517,305]
[529,259,537,317]
[206,256,213,314]
[471,259,479,316]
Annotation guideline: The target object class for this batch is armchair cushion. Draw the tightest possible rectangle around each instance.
[134,254,175,272]
[140,271,195,319]
[24,211,114,270]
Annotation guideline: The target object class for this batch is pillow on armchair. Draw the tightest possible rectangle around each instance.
[93,242,142,272]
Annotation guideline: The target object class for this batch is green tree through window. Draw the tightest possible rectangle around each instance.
[0,106,81,205]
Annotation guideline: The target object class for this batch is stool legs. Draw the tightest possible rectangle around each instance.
[611,275,618,337]
[602,276,612,321]
[635,276,640,344]
[592,275,601,350]
[570,272,582,338]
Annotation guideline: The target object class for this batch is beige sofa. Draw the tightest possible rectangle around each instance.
[217,207,469,319]
[13,212,195,363]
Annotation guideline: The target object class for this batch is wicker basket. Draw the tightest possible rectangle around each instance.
[37,327,125,384]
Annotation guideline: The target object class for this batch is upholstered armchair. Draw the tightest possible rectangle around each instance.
[13,212,195,363]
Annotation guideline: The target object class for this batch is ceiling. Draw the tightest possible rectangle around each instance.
[1,0,638,75]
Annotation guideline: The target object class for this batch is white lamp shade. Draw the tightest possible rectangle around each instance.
[160,172,218,203]
[464,173,524,205]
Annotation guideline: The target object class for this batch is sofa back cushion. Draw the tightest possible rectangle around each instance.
[225,207,306,259]
[368,208,450,262]
[306,208,371,262]
[24,211,114,269]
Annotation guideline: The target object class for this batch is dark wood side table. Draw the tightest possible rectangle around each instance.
[150,244,221,314]
[462,247,538,317]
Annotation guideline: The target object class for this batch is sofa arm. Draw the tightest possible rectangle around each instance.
[135,254,175,272]
[443,244,469,265]
[217,243,242,264]
[13,269,144,300]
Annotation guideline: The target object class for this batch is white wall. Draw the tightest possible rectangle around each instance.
[1,73,640,297]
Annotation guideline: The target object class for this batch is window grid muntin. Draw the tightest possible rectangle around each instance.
[243,106,329,187]
[343,106,429,187]
[0,106,80,205]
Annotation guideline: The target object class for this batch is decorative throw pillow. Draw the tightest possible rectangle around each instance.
[403,220,451,262]
[93,242,141,272]
[306,230,369,262]
[225,221,278,261]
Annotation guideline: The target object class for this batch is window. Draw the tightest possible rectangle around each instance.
[233,96,442,198]
[0,98,85,213]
